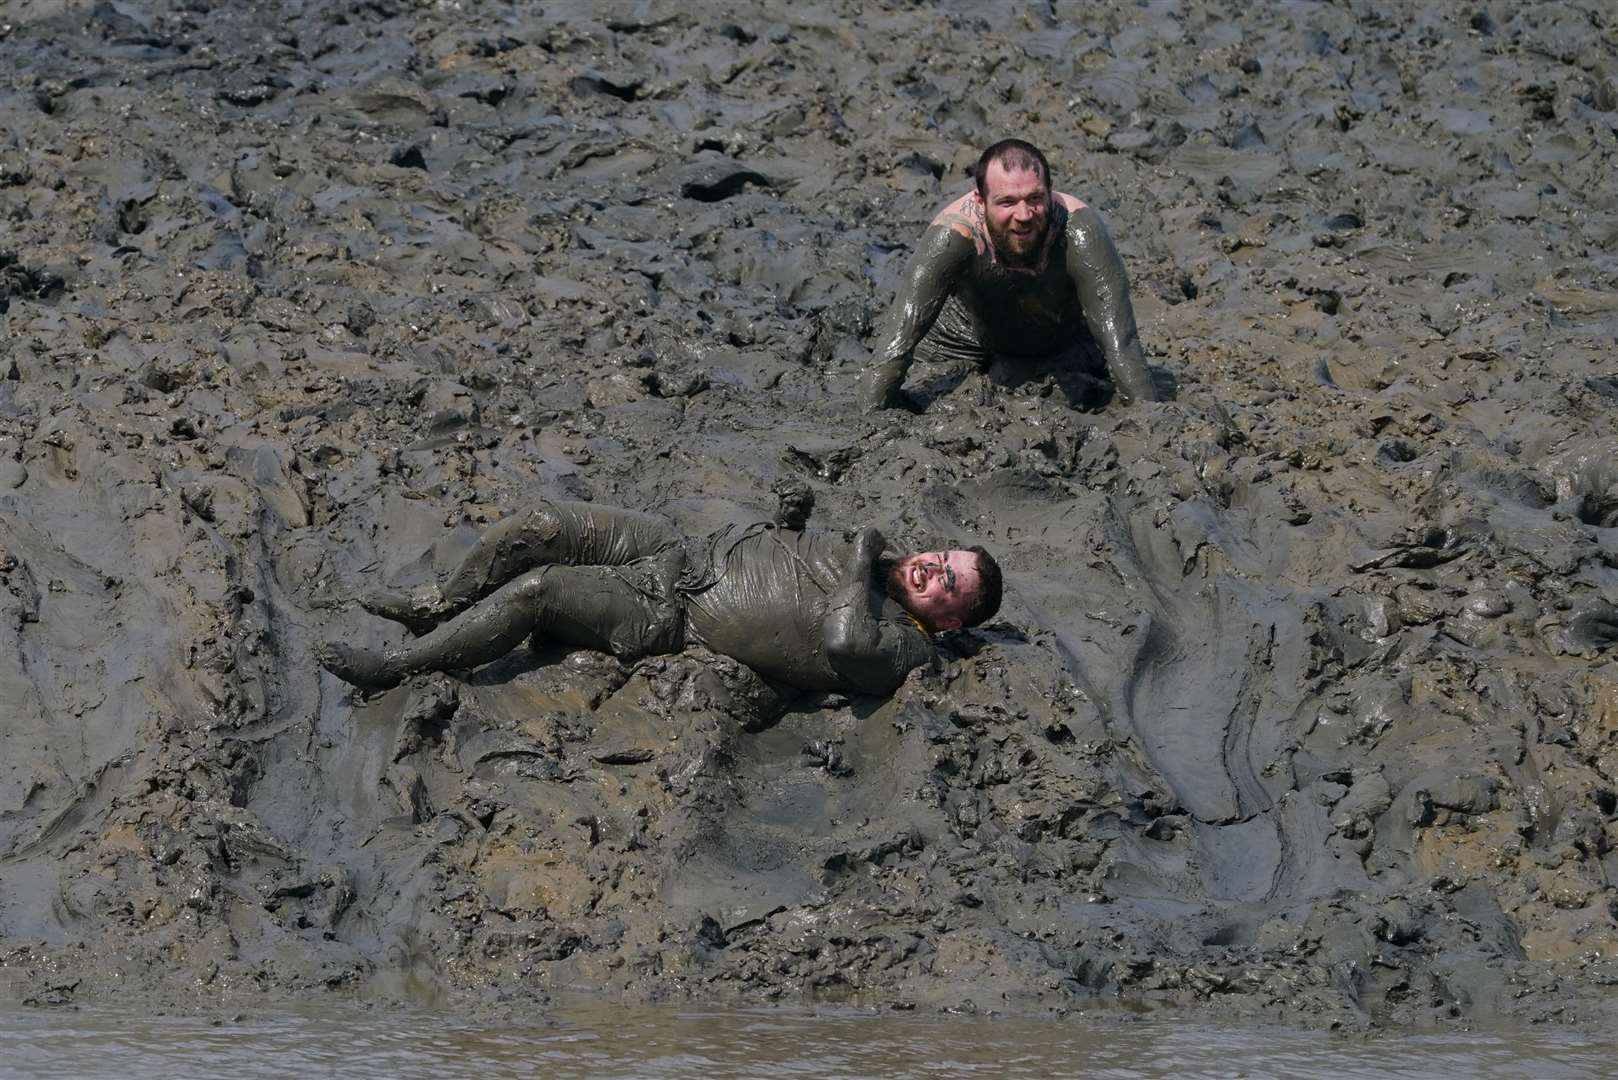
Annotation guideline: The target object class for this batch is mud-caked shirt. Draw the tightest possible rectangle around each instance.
[682,524,937,694]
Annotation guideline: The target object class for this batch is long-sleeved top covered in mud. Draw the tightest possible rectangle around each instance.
[860,192,1156,408]
[682,524,937,695]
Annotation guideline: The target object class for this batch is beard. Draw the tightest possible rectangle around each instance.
[875,555,908,605]
[986,213,1048,268]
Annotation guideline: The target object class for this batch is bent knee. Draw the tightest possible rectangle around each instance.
[510,568,553,603]
[522,503,564,537]
[512,504,564,551]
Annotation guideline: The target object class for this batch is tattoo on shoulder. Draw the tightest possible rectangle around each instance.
[932,198,987,252]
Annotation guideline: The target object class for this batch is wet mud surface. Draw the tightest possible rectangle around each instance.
[2,0,1618,1029]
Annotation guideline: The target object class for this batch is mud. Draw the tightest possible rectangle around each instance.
[2,0,1617,1031]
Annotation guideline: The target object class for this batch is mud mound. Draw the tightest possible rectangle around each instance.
[2,0,1617,1028]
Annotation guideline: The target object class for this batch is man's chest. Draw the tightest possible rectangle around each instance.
[958,257,1079,325]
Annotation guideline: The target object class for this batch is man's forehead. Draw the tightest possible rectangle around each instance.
[983,159,1045,192]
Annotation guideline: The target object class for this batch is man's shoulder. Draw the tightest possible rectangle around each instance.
[928,190,984,243]
[1059,195,1112,247]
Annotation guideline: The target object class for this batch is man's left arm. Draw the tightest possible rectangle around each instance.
[1065,206,1157,404]
[822,528,938,695]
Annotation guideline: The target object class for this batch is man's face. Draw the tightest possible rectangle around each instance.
[886,550,983,632]
[978,159,1050,267]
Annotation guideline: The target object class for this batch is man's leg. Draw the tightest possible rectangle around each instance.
[362,500,682,632]
[987,338,1110,409]
[915,294,991,370]
[1050,335,1111,409]
[889,296,990,411]
[325,563,683,689]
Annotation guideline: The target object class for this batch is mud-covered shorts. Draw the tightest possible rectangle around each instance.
[915,294,1110,408]
[485,501,691,661]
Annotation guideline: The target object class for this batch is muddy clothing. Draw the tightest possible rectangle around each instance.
[860,194,1155,409]
[683,522,937,692]
[347,501,937,696]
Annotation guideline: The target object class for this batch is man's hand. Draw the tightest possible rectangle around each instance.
[853,526,887,568]
[859,371,922,414]
[859,364,905,413]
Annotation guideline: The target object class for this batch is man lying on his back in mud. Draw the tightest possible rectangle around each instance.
[319,499,1002,696]
[860,137,1158,411]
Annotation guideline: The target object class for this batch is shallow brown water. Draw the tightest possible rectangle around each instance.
[1,1005,1613,1080]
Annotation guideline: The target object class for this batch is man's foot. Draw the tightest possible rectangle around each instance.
[317,641,402,690]
[358,584,446,636]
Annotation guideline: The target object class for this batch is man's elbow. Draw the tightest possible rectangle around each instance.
[823,617,867,662]
[824,641,905,696]
[838,665,904,697]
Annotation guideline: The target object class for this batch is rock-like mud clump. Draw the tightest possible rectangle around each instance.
[3,0,1617,1030]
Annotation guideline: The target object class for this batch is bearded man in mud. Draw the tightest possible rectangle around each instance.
[859,138,1158,412]
[318,500,1002,697]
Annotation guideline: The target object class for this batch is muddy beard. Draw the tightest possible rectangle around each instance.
[986,212,1048,269]
[875,555,908,606]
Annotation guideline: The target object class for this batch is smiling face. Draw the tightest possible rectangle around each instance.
[885,550,985,632]
[977,158,1051,267]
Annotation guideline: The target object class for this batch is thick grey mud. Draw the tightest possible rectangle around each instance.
[2,0,1617,1031]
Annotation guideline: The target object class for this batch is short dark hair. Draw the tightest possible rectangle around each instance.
[974,139,1051,198]
[960,546,1003,628]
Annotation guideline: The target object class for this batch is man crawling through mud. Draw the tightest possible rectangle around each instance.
[860,137,1159,412]
[319,500,1002,696]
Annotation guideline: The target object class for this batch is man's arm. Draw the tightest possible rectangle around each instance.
[822,528,938,695]
[859,226,974,411]
[1064,206,1157,404]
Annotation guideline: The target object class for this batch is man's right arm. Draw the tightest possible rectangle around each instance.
[859,225,973,411]
[822,528,937,694]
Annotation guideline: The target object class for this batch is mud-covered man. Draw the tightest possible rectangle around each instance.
[319,500,1002,696]
[860,138,1158,411]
